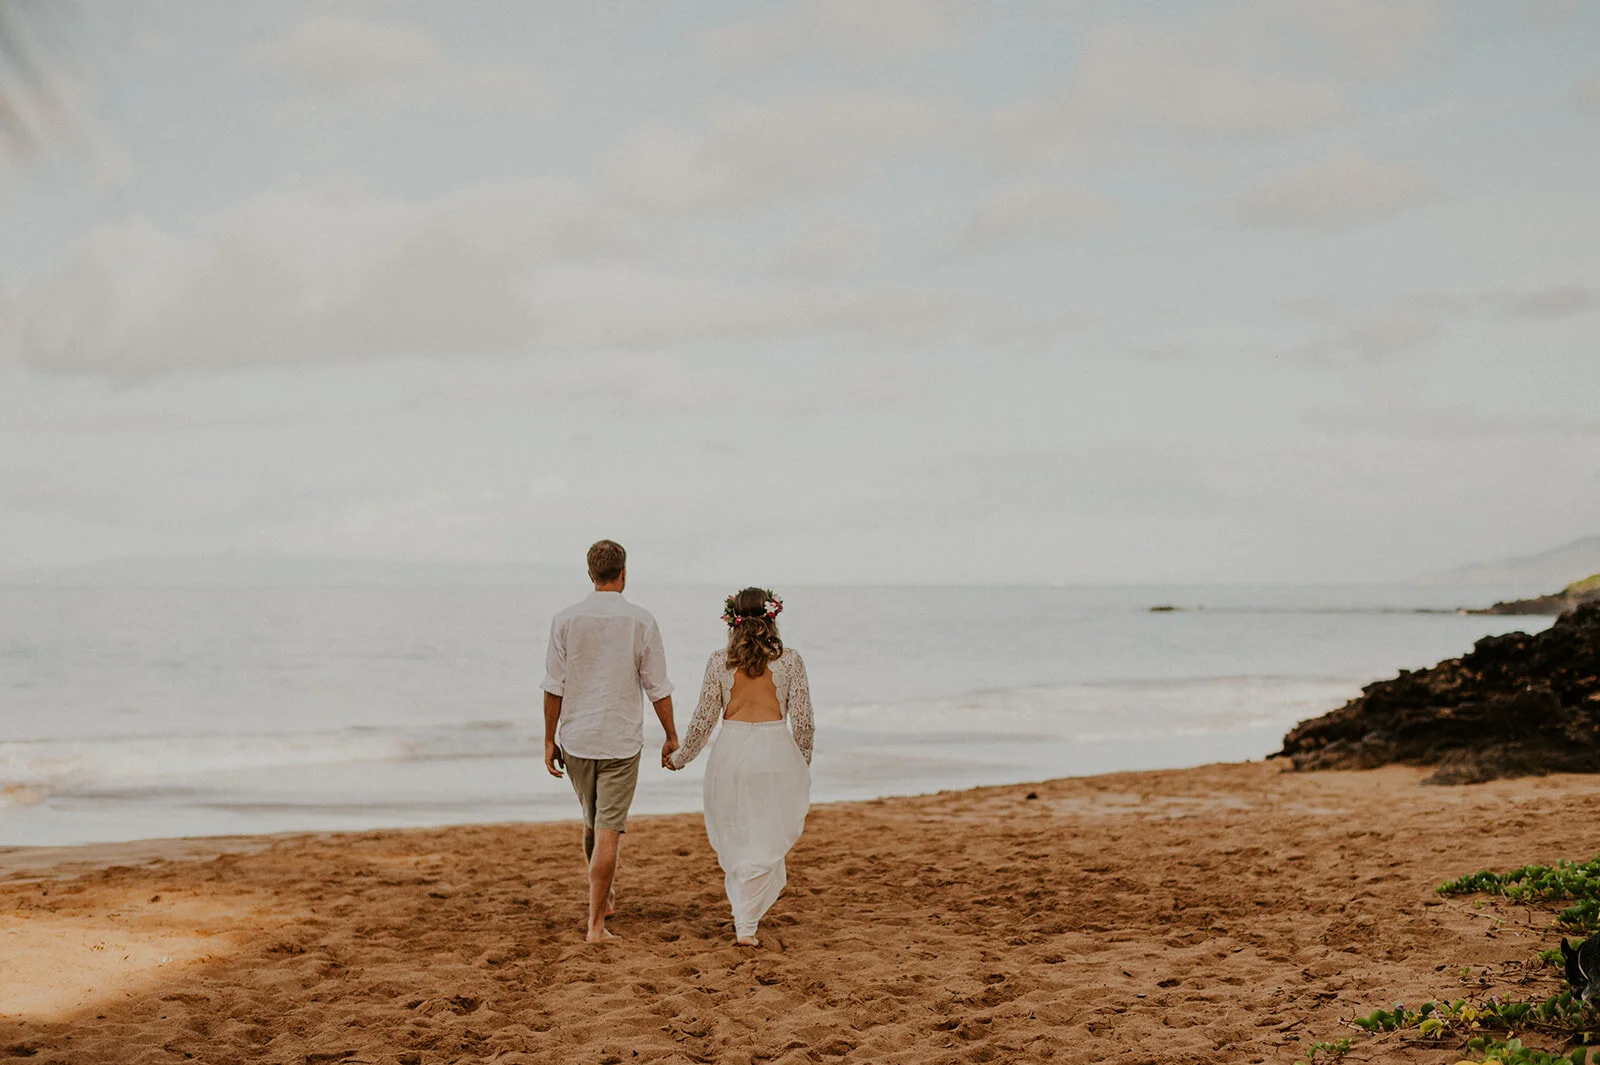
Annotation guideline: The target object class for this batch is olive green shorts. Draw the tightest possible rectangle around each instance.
[563,750,641,833]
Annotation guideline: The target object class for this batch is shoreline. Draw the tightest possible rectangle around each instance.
[0,720,1309,850]
[3,752,1293,873]
[0,832,302,883]
[7,760,1600,1063]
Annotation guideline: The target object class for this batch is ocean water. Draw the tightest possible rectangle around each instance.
[0,583,1554,847]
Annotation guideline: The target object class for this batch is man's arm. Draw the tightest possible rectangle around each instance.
[638,619,677,767]
[653,695,678,768]
[543,692,564,778]
[541,616,566,778]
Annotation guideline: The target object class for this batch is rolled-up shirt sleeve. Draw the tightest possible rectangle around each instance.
[541,618,566,696]
[638,619,674,701]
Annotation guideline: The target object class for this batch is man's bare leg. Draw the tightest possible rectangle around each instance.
[582,828,616,916]
[586,828,623,942]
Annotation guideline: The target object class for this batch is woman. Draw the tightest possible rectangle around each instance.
[667,587,814,946]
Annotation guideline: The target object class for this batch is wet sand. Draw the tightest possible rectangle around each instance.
[4,760,1600,1063]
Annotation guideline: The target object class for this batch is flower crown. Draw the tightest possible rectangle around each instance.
[722,589,783,627]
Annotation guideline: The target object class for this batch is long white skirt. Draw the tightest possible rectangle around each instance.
[703,719,811,938]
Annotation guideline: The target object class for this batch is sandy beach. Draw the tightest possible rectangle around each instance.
[4,760,1600,1064]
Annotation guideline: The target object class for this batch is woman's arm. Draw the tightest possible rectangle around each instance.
[788,650,814,765]
[669,654,724,769]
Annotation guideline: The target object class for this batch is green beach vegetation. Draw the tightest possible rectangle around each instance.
[1565,574,1600,597]
[1438,855,1600,933]
[1301,854,1600,1061]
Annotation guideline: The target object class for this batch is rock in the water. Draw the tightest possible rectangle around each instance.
[1274,601,1600,785]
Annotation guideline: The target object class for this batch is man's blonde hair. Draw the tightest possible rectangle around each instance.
[587,540,626,583]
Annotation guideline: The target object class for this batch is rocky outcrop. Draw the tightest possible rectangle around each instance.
[1274,601,1600,785]
[1470,574,1600,615]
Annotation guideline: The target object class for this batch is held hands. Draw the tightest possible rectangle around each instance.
[546,738,677,774]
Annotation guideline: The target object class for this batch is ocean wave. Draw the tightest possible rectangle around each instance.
[0,677,1356,799]
[0,783,51,808]
[824,675,1359,740]
[0,723,539,794]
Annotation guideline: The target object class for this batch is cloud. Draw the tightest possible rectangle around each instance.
[0,183,971,379]
[1503,285,1600,319]
[964,183,1117,246]
[0,30,135,190]
[1236,152,1436,230]
[1339,306,1439,359]
[1578,72,1600,114]
[397,352,749,417]
[970,311,1092,355]
[996,17,1346,162]
[0,181,604,377]
[1529,0,1587,23]
[1291,283,1598,361]
[33,73,136,190]
[1265,0,1440,73]
[705,0,961,63]
[231,487,557,563]
[248,13,439,93]
[603,92,951,213]
[768,221,874,277]
[518,266,961,352]
[0,1,74,162]
[244,13,542,108]
[1308,399,1600,440]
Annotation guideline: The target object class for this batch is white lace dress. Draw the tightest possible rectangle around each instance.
[669,647,814,939]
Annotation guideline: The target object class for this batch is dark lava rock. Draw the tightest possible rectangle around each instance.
[1274,601,1600,785]
[1470,592,1600,616]
[1470,577,1600,616]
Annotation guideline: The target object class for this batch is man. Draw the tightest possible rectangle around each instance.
[542,539,677,942]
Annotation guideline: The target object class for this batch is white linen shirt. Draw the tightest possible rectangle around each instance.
[541,591,674,760]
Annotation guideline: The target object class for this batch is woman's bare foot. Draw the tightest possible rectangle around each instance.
[585,927,618,944]
[605,888,616,917]
[735,935,761,947]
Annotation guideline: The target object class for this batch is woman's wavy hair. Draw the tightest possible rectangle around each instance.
[725,586,783,678]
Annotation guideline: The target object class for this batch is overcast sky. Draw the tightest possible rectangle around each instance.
[1,1,1597,584]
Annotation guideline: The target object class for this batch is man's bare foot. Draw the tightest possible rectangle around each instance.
[585,927,618,943]
[605,889,616,917]
[736,935,761,947]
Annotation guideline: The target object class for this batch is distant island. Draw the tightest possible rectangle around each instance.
[1468,572,1600,615]
[1421,533,1600,586]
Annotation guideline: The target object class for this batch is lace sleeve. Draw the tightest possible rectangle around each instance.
[670,653,725,768]
[787,650,814,765]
